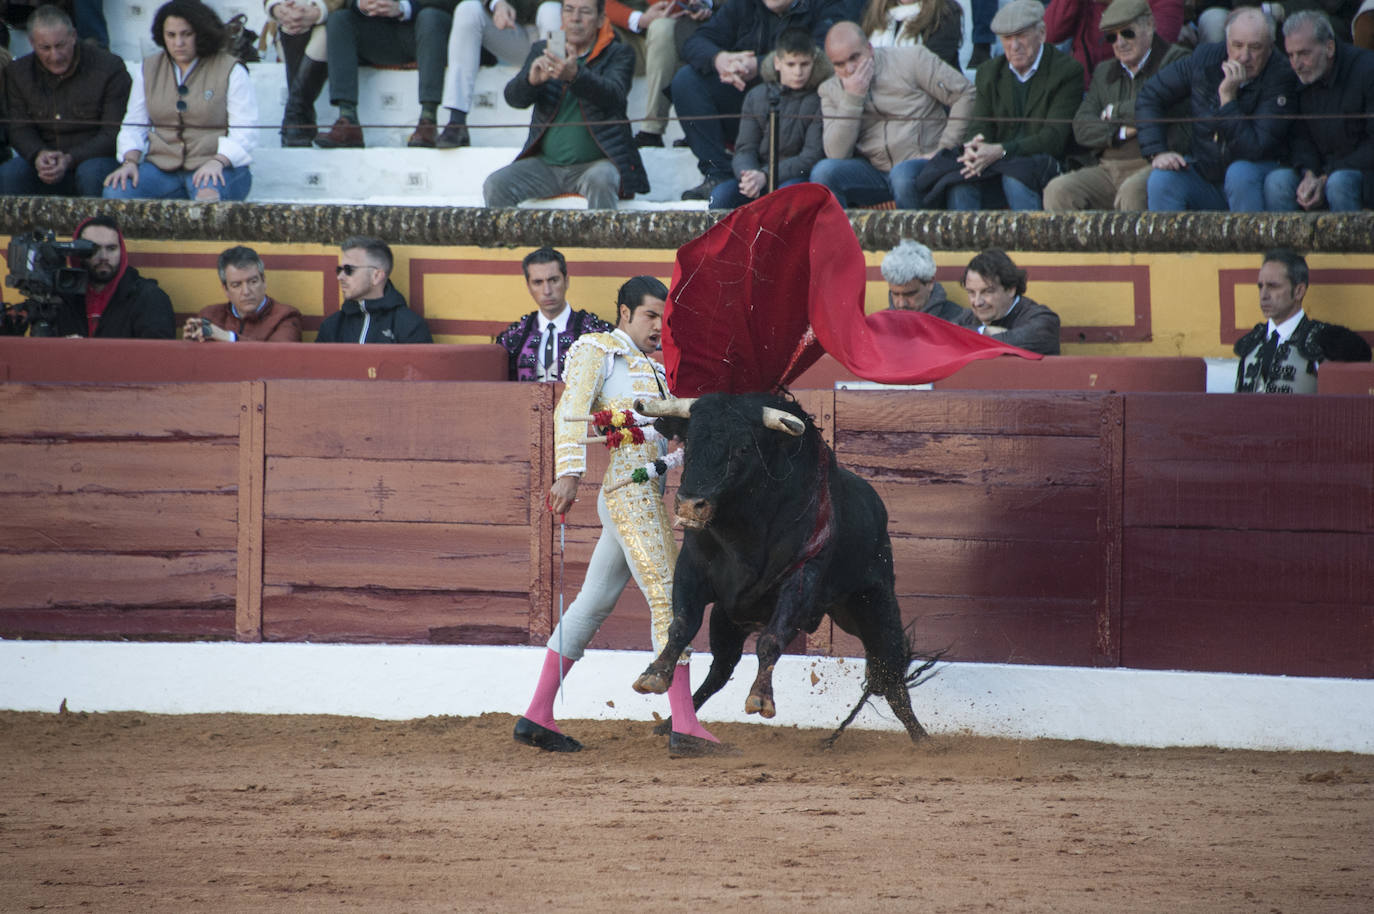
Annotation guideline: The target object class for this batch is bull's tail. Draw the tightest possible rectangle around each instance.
[822,621,944,749]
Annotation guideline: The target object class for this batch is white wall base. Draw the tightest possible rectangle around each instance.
[2,641,1368,753]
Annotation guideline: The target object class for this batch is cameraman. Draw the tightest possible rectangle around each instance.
[13,216,177,338]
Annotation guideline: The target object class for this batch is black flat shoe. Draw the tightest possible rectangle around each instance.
[513,716,583,752]
[668,732,740,758]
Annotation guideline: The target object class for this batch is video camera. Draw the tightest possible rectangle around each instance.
[3,229,95,337]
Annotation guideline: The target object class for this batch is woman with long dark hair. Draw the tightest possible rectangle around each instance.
[104,0,258,201]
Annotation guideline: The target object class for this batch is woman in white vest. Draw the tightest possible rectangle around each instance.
[104,0,258,201]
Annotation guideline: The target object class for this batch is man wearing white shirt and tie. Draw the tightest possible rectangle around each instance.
[1234,249,1371,394]
[495,247,616,381]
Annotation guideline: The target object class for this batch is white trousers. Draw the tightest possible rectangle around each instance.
[547,488,678,661]
[441,0,562,113]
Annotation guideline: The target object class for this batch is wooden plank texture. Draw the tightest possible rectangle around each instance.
[876,481,1100,541]
[264,380,535,461]
[1124,394,1374,532]
[264,456,529,524]
[891,536,1101,600]
[836,390,1108,436]
[236,381,265,642]
[0,606,235,639]
[829,595,1102,666]
[1123,528,1372,606]
[837,431,1102,484]
[262,588,531,644]
[1121,597,1373,678]
[0,384,241,438]
[0,492,237,551]
[0,441,238,494]
[263,519,529,591]
[0,553,236,610]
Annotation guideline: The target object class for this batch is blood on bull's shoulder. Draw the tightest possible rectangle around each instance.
[633,391,936,746]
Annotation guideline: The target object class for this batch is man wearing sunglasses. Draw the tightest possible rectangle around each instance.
[1044,0,1189,212]
[316,236,433,343]
[1044,0,1183,86]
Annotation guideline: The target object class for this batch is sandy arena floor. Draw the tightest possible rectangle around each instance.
[1,710,1371,913]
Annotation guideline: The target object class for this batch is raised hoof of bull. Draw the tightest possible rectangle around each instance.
[668,732,742,758]
[633,669,671,695]
[744,692,776,719]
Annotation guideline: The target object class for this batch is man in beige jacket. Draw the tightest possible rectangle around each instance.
[810,20,975,208]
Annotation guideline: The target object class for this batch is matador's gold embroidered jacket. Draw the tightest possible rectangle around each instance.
[554,328,678,652]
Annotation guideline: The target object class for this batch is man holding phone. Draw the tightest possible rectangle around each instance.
[483,0,649,208]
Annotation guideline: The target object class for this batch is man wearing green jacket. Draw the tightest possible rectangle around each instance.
[948,0,1085,210]
[1044,0,1190,211]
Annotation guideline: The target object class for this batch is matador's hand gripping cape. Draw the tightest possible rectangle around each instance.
[661,183,1041,396]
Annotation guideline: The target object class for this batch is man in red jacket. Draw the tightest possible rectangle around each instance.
[184,247,304,342]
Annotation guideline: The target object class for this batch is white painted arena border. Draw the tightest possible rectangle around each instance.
[2,641,1370,754]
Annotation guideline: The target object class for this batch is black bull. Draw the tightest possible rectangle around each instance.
[630,392,936,744]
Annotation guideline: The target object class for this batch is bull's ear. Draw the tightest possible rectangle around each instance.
[762,407,804,437]
[654,416,688,441]
[635,397,696,418]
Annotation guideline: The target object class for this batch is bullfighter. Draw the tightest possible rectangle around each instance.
[513,275,728,757]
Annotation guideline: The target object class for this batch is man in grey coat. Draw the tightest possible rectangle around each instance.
[881,239,968,323]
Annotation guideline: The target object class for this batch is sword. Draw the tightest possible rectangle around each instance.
[557,511,566,701]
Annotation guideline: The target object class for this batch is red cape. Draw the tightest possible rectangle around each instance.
[663,183,1041,396]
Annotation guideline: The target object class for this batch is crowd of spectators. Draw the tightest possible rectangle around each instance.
[0,0,1372,210]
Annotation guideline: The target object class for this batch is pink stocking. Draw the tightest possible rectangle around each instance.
[523,649,576,733]
[668,662,718,742]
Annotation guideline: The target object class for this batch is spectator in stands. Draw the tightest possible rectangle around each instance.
[318,236,433,343]
[709,27,827,208]
[859,0,964,70]
[1199,1,1363,46]
[267,0,340,147]
[1357,0,1374,48]
[956,249,1061,354]
[102,0,258,201]
[1234,248,1371,393]
[930,1,1085,211]
[881,238,967,322]
[313,0,456,149]
[1043,0,1190,212]
[184,246,304,342]
[672,0,844,201]
[969,0,995,67]
[0,5,130,197]
[812,19,973,208]
[495,246,615,380]
[482,0,648,209]
[1137,6,1297,211]
[1262,11,1374,211]
[607,0,713,149]
[59,215,176,338]
[436,0,561,148]
[1044,0,1182,84]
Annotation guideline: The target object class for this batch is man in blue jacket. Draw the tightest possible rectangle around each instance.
[1262,10,1374,212]
[670,0,845,200]
[1136,5,1297,211]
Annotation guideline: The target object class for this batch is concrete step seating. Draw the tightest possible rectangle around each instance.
[67,4,706,208]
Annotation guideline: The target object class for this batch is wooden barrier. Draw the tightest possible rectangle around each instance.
[1319,363,1374,396]
[1,379,1368,680]
[0,338,508,383]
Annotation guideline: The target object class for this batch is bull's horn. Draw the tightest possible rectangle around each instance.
[762,407,804,437]
[635,397,696,418]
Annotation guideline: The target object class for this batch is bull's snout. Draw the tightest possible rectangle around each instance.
[674,494,714,529]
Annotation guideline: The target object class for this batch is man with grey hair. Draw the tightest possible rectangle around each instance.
[1137,6,1298,211]
[185,246,304,342]
[0,5,131,196]
[1043,0,1190,212]
[880,239,967,323]
[1261,10,1374,212]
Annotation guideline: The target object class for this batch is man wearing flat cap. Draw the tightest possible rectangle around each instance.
[1043,0,1190,211]
[944,0,1086,210]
